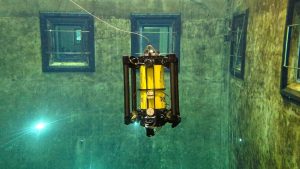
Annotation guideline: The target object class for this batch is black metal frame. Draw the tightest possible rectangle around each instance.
[123,54,180,136]
[229,10,249,79]
[39,12,95,72]
[280,0,300,104]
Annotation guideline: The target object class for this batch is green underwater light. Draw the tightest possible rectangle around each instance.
[35,122,46,131]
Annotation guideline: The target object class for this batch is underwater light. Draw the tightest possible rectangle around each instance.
[134,121,139,126]
[123,45,181,137]
[35,122,46,130]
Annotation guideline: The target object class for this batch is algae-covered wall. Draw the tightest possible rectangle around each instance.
[228,0,300,169]
[0,0,229,169]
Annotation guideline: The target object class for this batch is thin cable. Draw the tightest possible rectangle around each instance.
[69,0,151,44]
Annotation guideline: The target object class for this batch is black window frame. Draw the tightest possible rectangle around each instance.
[229,10,249,79]
[39,12,95,72]
[130,13,181,60]
[281,0,300,103]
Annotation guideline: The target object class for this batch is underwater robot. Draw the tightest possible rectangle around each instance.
[122,45,181,137]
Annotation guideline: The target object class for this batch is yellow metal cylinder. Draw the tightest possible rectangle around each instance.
[140,65,166,110]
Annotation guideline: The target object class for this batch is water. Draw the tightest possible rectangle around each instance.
[0,0,229,168]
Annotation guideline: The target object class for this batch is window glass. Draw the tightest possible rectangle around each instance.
[139,26,172,55]
[49,25,89,66]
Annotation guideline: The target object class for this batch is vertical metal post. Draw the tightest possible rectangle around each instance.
[123,56,131,125]
[174,55,180,117]
[145,65,149,109]
[169,54,180,118]
[153,65,156,110]
[131,68,137,112]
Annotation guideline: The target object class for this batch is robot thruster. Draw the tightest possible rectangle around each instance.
[122,45,181,136]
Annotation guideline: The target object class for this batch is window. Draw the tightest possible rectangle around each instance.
[281,0,300,102]
[230,10,249,79]
[39,12,95,72]
[130,14,181,58]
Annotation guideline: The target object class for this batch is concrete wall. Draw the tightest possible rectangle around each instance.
[0,0,229,169]
[228,0,300,169]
